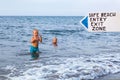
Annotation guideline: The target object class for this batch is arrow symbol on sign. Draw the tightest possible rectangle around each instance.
[81,16,88,29]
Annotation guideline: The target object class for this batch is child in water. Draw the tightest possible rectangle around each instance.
[30,29,42,59]
[52,37,57,47]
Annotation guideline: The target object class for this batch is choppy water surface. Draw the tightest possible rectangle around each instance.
[0,16,120,80]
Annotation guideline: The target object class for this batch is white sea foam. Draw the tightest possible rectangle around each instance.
[8,54,120,80]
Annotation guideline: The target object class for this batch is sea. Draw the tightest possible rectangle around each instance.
[0,16,120,80]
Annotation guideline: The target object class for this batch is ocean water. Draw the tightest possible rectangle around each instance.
[0,16,120,80]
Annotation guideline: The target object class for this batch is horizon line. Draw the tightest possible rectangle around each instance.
[0,15,84,17]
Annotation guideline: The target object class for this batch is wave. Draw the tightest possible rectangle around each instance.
[42,29,84,36]
[5,54,120,80]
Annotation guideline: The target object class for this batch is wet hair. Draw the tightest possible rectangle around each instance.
[33,29,39,33]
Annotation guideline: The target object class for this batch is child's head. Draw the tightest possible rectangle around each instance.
[52,37,57,45]
[33,29,39,36]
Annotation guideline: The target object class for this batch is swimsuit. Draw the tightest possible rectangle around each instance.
[30,46,39,59]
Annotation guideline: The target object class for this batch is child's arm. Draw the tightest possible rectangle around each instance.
[31,37,36,43]
[39,35,42,43]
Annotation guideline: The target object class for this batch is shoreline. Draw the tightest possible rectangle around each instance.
[94,73,120,80]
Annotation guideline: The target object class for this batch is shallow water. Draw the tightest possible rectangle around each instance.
[0,16,120,80]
